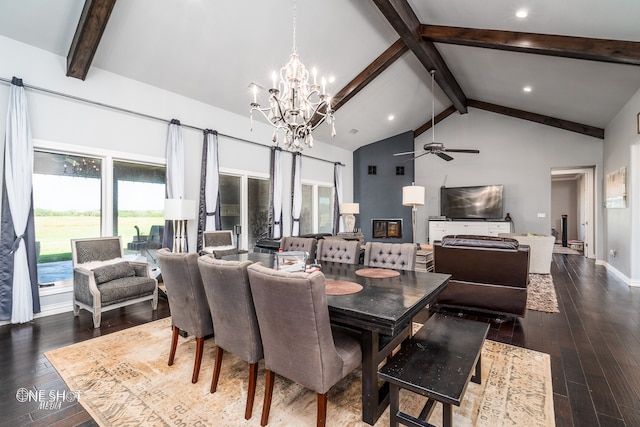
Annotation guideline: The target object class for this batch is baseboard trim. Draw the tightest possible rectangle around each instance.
[599,261,632,286]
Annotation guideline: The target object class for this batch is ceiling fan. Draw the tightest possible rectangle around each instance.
[395,142,479,161]
[394,70,479,161]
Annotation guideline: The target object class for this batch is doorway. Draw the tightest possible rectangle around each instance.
[551,167,596,259]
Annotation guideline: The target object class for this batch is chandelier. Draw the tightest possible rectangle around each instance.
[250,0,335,151]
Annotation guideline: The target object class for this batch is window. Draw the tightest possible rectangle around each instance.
[300,184,313,235]
[219,174,241,244]
[298,183,333,235]
[33,148,166,285]
[33,152,102,284]
[113,161,166,259]
[247,178,269,248]
[318,186,333,233]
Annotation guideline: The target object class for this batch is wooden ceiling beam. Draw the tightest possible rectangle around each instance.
[332,38,408,112]
[467,99,604,139]
[66,0,117,80]
[414,105,457,138]
[372,0,467,113]
[421,25,640,66]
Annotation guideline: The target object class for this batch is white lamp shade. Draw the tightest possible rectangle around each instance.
[402,185,425,206]
[341,202,360,215]
[164,199,196,220]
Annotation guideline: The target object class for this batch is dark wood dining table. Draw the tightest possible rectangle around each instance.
[222,252,450,425]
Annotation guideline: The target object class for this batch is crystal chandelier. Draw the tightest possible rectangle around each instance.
[250,0,335,151]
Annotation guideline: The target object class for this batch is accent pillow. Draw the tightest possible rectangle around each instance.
[78,257,127,271]
[92,261,136,285]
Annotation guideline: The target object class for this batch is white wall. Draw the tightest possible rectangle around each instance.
[603,87,640,282]
[0,36,353,246]
[414,108,604,258]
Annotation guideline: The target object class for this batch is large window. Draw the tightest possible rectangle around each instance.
[33,149,165,285]
[299,183,333,235]
[113,161,166,261]
[33,152,102,284]
[248,178,269,248]
[318,186,333,233]
[219,174,241,238]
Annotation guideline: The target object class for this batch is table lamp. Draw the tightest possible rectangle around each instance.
[402,183,425,244]
[164,198,196,253]
[341,202,360,233]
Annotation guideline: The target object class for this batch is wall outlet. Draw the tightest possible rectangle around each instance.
[537,213,546,218]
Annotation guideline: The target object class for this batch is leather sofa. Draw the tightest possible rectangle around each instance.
[433,235,530,317]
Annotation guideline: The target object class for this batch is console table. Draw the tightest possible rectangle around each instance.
[428,220,511,244]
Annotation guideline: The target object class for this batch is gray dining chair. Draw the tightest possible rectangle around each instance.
[197,255,263,420]
[316,239,360,265]
[156,248,214,384]
[363,242,417,271]
[280,236,318,260]
[246,263,362,427]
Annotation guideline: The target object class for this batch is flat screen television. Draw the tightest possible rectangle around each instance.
[440,185,504,220]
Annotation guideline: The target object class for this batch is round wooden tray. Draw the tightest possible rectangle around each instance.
[354,268,400,278]
[325,280,363,295]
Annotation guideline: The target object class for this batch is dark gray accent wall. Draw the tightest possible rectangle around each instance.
[353,131,415,243]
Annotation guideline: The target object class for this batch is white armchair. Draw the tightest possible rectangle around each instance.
[499,233,555,274]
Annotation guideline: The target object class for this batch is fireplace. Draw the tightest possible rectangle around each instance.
[372,219,403,239]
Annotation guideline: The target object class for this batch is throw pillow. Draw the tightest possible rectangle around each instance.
[92,261,136,285]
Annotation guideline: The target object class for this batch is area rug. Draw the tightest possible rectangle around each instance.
[553,244,581,255]
[46,317,554,427]
[528,274,560,313]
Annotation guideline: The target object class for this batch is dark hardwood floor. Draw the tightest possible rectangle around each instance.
[2,253,640,426]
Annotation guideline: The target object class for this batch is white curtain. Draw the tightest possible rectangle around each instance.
[162,119,184,250]
[291,153,302,236]
[204,131,219,231]
[333,163,344,234]
[5,79,35,323]
[166,119,184,200]
[271,148,283,239]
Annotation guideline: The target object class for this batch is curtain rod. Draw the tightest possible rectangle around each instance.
[0,76,344,166]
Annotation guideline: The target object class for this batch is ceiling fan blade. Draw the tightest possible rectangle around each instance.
[443,149,480,154]
[436,152,454,161]
[403,152,429,162]
[393,151,416,156]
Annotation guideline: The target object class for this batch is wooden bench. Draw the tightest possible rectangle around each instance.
[378,313,489,427]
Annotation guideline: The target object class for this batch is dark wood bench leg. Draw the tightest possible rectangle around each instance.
[471,353,482,384]
[389,383,400,427]
[443,403,452,427]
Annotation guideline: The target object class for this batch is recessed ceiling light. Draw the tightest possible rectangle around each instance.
[388,115,395,121]
[523,86,532,92]
[328,76,336,83]
[516,9,528,18]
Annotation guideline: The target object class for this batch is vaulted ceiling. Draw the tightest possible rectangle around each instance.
[2,0,640,151]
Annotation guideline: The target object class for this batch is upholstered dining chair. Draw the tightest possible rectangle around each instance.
[316,239,360,265]
[197,256,263,420]
[364,242,417,271]
[280,236,318,261]
[156,248,214,384]
[247,263,362,427]
[70,236,158,329]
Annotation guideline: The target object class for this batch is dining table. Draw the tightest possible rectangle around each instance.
[222,251,451,425]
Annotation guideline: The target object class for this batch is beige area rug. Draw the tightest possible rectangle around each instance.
[553,244,581,255]
[528,274,560,313]
[46,317,554,427]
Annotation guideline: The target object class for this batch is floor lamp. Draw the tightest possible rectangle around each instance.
[402,183,425,245]
[164,199,196,253]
